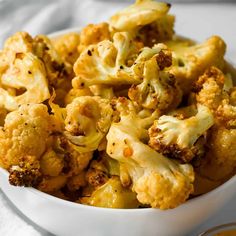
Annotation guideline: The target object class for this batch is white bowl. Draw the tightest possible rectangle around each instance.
[0,28,236,236]
[1,167,236,236]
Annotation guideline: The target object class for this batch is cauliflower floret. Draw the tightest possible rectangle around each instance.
[128,49,182,111]
[196,127,236,182]
[78,23,111,53]
[66,171,87,192]
[8,155,42,187]
[86,160,109,188]
[64,88,93,105]
[52,32,80,65]
[194,67,228,111]
[137,14,175,47]
[40,149,64,177]
[194,67,236,127]
[167,36,226,93]
[33,34,73,87]
[66,149,93,176]
[110,0,170,32]
[64,96,113,152]
[106,99,194,209]
[50,134,93,176]
[0,104,52,169]
[73,32,142,88]
[80,177,139,209]
[0,32,50,111]
[149,104,214,162]
[37,175,68,193]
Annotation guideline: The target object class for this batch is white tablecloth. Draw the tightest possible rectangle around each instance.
[0,1,236,235]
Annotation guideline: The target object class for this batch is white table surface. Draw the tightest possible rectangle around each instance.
[0,2,236,236]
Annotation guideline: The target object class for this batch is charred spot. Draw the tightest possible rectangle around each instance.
[28,70,32,74]
[15,52,24,60]
[120,65,124,69]
[149,139,197,163]
[9,166,42,187]
[52,61,65,73]
[15,87,27,96]
[156,50,172,70]
[62,153,71,174]
[86,169,108,187]
[61,185,81,202]
[87,50,92,56]
[167,3,171,8]
[177,59,185,67]
[92,149,100,160]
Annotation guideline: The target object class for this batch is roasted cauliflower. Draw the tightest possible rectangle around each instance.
[53,32,80,65]
[128,47,182,111]
[64,96,113,152]
[80,177,139,209]
[0,32,50,111]
[73,32,142,88]
[78,22,111,53]
[194,66,236,127]
[0,104,52,169]
[106,98,194,209]
[167,36,226,93]
[0,0,235,210]
[149,104,214,162]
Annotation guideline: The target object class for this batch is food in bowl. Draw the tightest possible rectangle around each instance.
[0,0,235,210]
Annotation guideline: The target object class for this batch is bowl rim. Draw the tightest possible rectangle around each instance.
[1,27,236,212]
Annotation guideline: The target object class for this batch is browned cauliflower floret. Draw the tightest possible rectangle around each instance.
[37,175,68,193]
[196,127,236,182]
[66,149,93,176]
[64,96,113,152]
[148,104,214,162]
[50,134,93,176]
[8,155,42,187]
[194,66,236,127]
[33,34,73,86]
[73,32,143,88]
[64,88,93,105]
[128,47,182,112]
[78,22,111,53]
[86,160,109,188]
[194,67,228,111]
[110,0,174,47]
[40,149,64,177]
[0,32,50,111]
[0,104,52,169]
[52,32,80,65]
[80,177,139,209]
[137,14,175,47]
[66,171,87,192]
[167,36,226,93]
